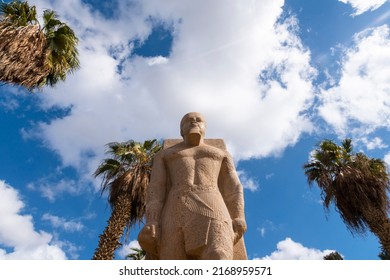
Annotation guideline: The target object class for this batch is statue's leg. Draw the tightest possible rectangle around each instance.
[159,208,187,259]
[183,212,234,260]
[200,219,234,260]
[159,226,187,259]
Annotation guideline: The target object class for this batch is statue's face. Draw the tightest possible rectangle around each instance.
[180,112,206,137]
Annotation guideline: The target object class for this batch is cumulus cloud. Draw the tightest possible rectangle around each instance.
[116,239,141,259]
[41,213,85,232]
[22,0,316,178]
[319,25,390,137]
[338,0,389,16]
[0,180,67,259]
[51,239,81,260]
[260,237,335,260]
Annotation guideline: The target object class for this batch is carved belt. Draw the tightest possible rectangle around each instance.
[169,184,219,195]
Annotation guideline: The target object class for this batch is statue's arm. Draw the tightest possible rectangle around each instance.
[138,151,166,255]
[219,153,247,243]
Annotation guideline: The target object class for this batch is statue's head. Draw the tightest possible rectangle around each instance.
[180,112,206,138]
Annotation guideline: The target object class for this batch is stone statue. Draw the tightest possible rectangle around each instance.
[138,112,247,259]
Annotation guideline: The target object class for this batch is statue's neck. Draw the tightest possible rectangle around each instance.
[184,133,203,147]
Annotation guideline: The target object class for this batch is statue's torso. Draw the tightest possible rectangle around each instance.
[161,143,230,221]
[163,143,226,191]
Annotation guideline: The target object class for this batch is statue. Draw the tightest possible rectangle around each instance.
[138,112,247,259]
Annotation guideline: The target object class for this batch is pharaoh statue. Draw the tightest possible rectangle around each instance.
[138,112,247,259]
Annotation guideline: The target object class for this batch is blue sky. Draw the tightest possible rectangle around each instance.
[0,0,390,260]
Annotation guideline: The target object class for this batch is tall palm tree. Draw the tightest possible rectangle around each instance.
[0,0,79,90]
[92,139,161,260]
[303,139,390,255]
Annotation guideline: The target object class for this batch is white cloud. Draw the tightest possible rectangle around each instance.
[41,213,85,232]
[116,240,141,259]
[360,136,388,150]
[372,9,390,26]
[338,0,389,16]
[258,227,266,238]
[146,56,169,66]
[51,239,81,260]
[0,180,67,259]
[257,220,280,238]
[384,153,390,166]
[319,25,390,137]
[259,237,335,260]
[0,91,20,111]
[237,170,259,192]
[23,0,315,176]
[27,178,85,202]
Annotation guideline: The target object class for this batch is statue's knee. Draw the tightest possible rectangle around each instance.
[202,247,233,260]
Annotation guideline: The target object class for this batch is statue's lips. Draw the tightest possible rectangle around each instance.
[189,125,201,131]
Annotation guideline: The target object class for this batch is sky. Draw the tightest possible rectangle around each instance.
[0,0,390,260]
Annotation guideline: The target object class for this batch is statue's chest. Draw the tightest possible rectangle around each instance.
[165,147,224,174]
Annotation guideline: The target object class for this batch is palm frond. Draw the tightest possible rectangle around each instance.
[0,2,79,89]
[342,138,353,154]
[323,251,343,260]
[0,0,38,27]
[42,9,79,87]
[303,138,390,252]
[126,248,146,260]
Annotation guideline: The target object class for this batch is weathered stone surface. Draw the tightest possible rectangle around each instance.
[139,112,247,260]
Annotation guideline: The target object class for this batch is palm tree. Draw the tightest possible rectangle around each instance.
[126,247,146,260]
[378,249,390,260]
[0,0,79,90]
[323,251,343,260]
[92,139,162,260]
[303,139,390,255]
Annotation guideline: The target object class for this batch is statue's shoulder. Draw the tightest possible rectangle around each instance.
[158,141,185,159]
[201,143,227,156]
[160,139,229,159]
[162,139,227,150]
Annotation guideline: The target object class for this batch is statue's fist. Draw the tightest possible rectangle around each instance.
[232,219,247,244]
[138,224,159,255]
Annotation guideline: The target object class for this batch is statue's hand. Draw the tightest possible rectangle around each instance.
[232,218,247,244]
[138,224,159,255]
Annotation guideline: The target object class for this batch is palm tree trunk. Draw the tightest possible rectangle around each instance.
[92,193,132,260]
[364,208,390,255]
